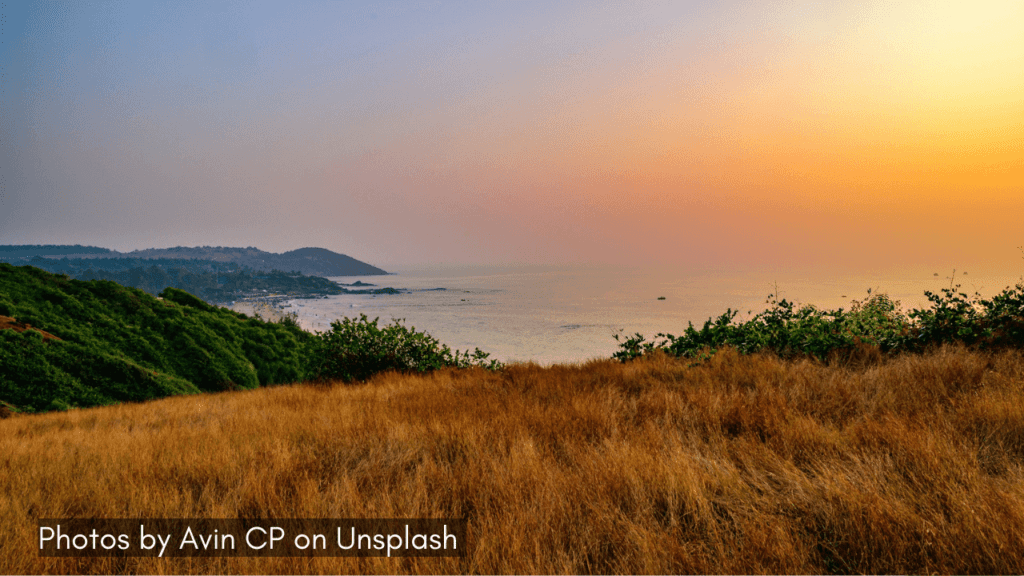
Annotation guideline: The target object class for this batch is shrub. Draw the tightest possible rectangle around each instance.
[614,292,896,363]
[306,314,501,383]
[616,281,1024,364]
[895,282,1024,352]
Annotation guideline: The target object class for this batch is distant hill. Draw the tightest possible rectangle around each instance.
[0,244,113,259]
[0,245,388,276]
[278,247,388,277]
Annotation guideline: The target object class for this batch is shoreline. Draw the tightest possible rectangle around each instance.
[228,296,332,333]
[227,296,292,323]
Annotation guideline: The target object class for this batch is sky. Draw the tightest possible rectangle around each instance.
[1,0,1021,271]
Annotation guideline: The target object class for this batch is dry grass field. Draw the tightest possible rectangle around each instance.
[3,344,1024,574]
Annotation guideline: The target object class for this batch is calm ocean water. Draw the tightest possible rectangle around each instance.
[285,264,1023,366]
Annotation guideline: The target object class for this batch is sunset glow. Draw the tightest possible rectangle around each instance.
[2,0,1021,271]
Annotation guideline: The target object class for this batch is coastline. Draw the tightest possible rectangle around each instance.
[229,296,333,333]
[228,298,290,323]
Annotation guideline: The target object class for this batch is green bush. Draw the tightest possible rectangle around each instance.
[894,283,1024,352]
[615,281,1024,364]
[306,314,501,383]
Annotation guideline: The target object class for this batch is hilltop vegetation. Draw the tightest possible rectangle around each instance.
[0,265,496,414]
[0,263,313,413]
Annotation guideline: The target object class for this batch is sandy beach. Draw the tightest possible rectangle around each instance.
[228,300,289,323]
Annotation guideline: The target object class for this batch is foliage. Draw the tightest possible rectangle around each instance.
[306,313,501,383]
[0,244,113,257]
[1,263,500,412]
[615,280,1024,363]
[59,260,345,304]
[0,244,388,284]
[894,283,1024,352]
[0,264,314,413]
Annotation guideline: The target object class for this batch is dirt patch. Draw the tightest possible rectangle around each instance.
[0,315,62,341]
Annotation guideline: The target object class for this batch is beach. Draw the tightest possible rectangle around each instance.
[228,297,291,323]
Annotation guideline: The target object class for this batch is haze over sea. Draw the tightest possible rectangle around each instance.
[285,264,1024,366]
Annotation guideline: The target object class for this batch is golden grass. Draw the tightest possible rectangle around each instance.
[3,345,1024,574]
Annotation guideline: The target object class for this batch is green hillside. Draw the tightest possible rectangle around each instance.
[0,264,313,413]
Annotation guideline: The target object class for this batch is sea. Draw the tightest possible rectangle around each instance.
[282,264,1024,366]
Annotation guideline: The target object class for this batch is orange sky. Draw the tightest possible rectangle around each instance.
[3,0,1022,272]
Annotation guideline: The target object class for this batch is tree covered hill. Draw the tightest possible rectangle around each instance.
[0,264,313,414]
[0,243,393,303]
[0,244,114,258]
[123,246,389,276]
[0,244,388,277]
[11,257,348,304]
